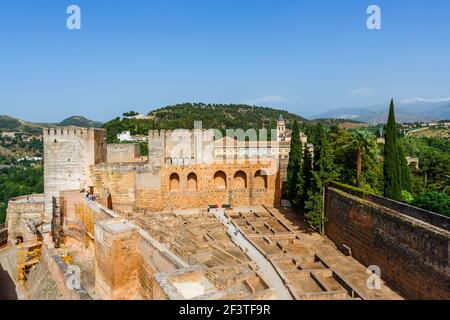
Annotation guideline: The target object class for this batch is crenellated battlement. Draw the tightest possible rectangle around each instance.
[43,127,106,138]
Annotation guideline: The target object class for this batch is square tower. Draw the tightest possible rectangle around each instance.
[43,127,107,223]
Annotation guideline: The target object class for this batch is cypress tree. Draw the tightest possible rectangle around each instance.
[300,145,313,209]
[383,99,402,201]
[313,124,336,179]
[304,124,337,232]
[286,121,303,202]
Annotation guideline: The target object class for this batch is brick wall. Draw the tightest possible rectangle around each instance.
[324,186,450,300]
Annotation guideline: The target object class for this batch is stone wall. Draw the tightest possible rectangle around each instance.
[324,186,450,300]
[38,243,91,300]
[91,163,144,214]
[94,217,169,300]
[107,144,142,163]
[95,219,141,300]
[91,161,281,214]
[6,195,45,244]
[44,128,107,223]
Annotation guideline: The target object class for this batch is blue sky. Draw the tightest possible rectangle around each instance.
[1,0,450,122]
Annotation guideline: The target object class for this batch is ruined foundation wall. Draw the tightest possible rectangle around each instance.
[324,186,450,300]
[137,236,174,300]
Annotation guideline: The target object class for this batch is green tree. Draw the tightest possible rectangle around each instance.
[123,111,139,117]
[333,129,377,187]
[411,192,450,217]
[0,166,44,224]
[398,144,413,193]
[401,137,449,194]
[300,145,313,209]
[383,99,402,201]
[304,124,337,232]
[285,121,303,204]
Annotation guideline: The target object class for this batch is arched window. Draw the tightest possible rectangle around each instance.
[187,172,198,191]
[170,173,180,191]
[234,171,247,189]
[214,171,227,189]
[254,170,268,189]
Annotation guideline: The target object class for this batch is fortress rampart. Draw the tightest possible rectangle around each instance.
[324,186,450,300]
[8,124,449,300]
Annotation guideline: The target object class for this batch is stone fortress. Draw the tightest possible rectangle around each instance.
[1,117,449,300]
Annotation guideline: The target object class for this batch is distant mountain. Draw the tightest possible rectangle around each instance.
[0,115,103,134]
[0,116,46,135]
[58,116,103,128]
[313,100,450,123]
[311,107,375,121]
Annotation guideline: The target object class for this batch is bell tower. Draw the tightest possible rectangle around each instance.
[277,115,286,142]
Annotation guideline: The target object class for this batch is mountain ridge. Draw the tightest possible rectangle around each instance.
[313,100,450,123]
[0,115,103,134]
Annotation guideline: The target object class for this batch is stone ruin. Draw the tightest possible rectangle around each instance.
[0,126,448,300]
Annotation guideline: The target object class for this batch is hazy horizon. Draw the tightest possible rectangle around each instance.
[0,99,407,123]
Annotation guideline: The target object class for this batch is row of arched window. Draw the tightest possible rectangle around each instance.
[169,170,268,192]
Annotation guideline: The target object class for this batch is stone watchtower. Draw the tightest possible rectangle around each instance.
[43,127,107,223]
[277,115,286,142]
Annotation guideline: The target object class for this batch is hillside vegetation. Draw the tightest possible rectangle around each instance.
[0,135,44,223]
[0,165,43,224]
[0,116,44,135]
[58,116,103,128]
[103,103,306,142]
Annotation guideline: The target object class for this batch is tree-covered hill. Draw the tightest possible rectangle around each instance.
[103,103,307,142]
[58,116,103,128]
